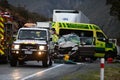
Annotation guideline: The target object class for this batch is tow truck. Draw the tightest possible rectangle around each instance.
[10,22,53,67]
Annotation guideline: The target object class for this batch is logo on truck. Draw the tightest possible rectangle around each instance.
[63,18,68,21]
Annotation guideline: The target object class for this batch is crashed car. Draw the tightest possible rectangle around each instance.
[58,33,80,48]
[53,33,80,59]
[54,33,95,61]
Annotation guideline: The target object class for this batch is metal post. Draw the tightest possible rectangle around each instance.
[100,58,104,80]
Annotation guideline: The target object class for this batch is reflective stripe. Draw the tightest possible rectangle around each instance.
[0,49,4,55]
[0,24,4,38]
[94,53,105,57]
[0,17,4,23]
[0,27,4,33]
[52,34,59,43]
[0,17,4,34]
[0,17,4,55]
[0,33,4,37]
[53,22,99,30]
[0,22,4,28]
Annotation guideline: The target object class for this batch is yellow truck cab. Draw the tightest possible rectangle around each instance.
[52,22,117,60]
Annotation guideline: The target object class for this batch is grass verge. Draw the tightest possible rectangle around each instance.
[61,63,120,80]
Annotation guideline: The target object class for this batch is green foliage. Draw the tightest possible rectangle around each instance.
[106,0,120,20]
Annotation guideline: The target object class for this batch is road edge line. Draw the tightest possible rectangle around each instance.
[21,64,64,80]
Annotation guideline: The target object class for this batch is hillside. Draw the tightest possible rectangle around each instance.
[8,0,120,38]
[0,0,49,28]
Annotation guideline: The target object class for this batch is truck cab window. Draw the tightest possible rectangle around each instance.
[97,32,106,41]
[18,30,47,40]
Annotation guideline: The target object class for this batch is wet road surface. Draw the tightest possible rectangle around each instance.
[0,61,84,80]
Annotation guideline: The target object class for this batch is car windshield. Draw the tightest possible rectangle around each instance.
[58,33,80,45]
[18,30,47,40]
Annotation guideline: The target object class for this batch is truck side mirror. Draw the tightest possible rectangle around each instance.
[50,38,52,41]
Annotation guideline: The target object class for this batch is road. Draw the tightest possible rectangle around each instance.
[0,61,85,80]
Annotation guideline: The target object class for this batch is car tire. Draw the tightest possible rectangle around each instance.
[10,56,17,67]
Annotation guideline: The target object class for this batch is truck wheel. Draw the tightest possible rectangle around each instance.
[0,55,8,64]
[49,57,52,66]
[105,51,114,60]
[91,57,97,61]
[42,55,52,67]
[18,60,25,65]
[10,56,17,67]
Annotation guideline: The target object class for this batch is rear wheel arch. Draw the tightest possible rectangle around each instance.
[105,50,116,60]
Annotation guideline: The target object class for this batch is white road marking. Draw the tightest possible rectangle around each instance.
[76,62,84,65]
[21,64,64,80]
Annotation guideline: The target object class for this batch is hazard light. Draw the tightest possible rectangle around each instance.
[24,23,36,27]
[12,44,20,50]
[36,22,51,28]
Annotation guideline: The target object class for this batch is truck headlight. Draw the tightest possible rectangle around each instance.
[39,46,45,50]
[12,44,20,50]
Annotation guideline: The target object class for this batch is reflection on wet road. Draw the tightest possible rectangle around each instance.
[0,61,59,80]
[0,61,84,80]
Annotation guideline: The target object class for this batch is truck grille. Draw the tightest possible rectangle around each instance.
[20,44,38,50]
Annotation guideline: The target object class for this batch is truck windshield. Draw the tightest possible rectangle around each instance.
[18,30,47,40]
[59,29,94,45]
[59,29,93,37]
[58,33,80,45]
[58,34,94,45]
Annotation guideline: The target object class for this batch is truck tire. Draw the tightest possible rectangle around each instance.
[105,51,114,60]
[18,60,25,65]
[10,56,17,67]
[0,55,8,64]
[91,57,97,61]
[42,55,52,67]
[49,57,52,66]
